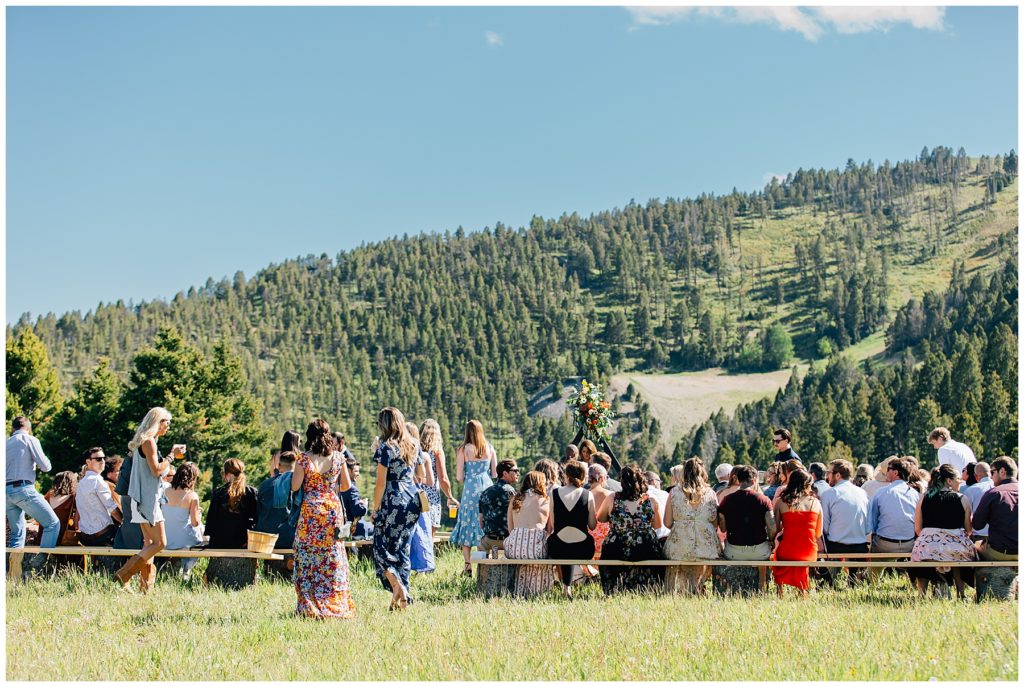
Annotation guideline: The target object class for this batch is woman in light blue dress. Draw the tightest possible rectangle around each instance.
[161,462,204,578]
[448,420,498,575]
[406,422,435,574]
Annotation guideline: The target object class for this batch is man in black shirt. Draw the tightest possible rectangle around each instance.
[773,428,800,463]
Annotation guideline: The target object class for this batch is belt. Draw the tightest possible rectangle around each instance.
[876,534,916,544]
[988,544,1017,556]
[6,480,31,488]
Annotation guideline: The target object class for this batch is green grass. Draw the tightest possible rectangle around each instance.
[7,548,1017,681]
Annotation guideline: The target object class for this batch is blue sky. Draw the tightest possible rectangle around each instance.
[6,6,1018,322]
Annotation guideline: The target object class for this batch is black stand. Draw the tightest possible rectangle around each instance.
[571,429,622,476]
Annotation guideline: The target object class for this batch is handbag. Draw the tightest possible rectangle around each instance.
[417,489,431,514]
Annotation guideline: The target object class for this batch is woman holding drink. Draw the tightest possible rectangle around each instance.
[114,407,186,593]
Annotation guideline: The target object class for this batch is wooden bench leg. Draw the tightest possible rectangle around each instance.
[8,551,23,582]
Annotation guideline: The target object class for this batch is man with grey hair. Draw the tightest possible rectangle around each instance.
[962,462,994,540]
[713,463,733,494]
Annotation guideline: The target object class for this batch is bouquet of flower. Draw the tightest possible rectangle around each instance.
[566,379,614,442]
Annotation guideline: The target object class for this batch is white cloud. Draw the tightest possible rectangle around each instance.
[763,171,787,185]
[626,6,947,42]
[485,31,504,47]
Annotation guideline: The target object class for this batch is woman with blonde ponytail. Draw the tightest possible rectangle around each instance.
[371,407,422,611]
[114,407,185,593]
[204,458,259,588]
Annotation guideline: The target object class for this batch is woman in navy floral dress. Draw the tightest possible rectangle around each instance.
[597,464,665,595]
[292,419,355,618]
[371,407,423,610]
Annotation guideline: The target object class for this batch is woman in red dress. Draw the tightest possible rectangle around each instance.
[771,468,822,597]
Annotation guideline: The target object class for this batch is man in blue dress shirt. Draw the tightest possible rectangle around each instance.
[867,457,921,578]
[820,459,870,584]
[5,417,61,573]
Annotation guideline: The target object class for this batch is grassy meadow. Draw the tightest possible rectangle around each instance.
[6,546,1017,681]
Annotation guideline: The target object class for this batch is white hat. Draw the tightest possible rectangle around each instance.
[715,463,733,481]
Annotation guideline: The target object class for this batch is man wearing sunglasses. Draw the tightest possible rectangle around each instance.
[478,460,520,556]
[773,428,799,463]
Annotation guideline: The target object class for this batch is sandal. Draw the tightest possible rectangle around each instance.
[462,562,473,577]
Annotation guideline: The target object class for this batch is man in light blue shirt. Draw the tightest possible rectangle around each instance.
[963,462,994,539]
[867,457,920,555]
[820,459,870,584]
[5,417,60,572]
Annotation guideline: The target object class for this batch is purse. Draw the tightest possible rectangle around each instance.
[418,489,431,514]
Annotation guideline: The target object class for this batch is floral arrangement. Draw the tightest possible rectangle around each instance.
[566,379,614,441]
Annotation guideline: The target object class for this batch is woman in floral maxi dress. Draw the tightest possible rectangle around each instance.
[372,407,424,610]
[293,419,355,619]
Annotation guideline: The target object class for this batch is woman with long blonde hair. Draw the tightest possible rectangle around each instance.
[114,407,185,593]
[663,458,720,594]
[419,419,457,535]
[371,407,422,610]
[449,419,498,575]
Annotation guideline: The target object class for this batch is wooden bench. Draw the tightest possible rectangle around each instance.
[6,546,283,580]
[472,558,1017,568]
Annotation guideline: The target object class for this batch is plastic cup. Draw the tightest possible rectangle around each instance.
[449,504,458,519]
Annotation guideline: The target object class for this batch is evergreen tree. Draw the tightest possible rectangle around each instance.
[762,324,794,370]
[41,358,124,473]
[6,329,62,428]
[981,371,1013,458]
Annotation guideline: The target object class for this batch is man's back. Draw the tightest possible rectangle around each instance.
[255,474,289,534]
[6,430,50,483]
[937,440,977,473]
[821,480,869,543]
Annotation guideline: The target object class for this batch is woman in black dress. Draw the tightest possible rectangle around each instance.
[204,458,259,588]
[547,460,597,598]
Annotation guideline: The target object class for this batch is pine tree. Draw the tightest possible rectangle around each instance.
[41,358,125,473]
[980,371,1012,459]
[908,397,947,466]
[6,329,62,428]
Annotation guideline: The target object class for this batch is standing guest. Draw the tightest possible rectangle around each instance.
[772,469,823,597]
[910,464,976,598]
[819,459,870,585]
[420,419,457,535]
[867,457,920,563]
[478,460,519,556]
[712,464,733,494]
[579,440,598,465]
[563,444,580,465]
[773,428,800,462]
[591,453,621,492]
[5,416,60,573]
[597,464,664,595]
[293,418,355,618]
[809,463,831,498]
[762,462,784,501]
[534,458,561,493]
[972,457,1017,562]
[103,456,124,507]
[963,462,994,540]
[339,458,367,539]
[371,408,422,610]
[645,471,671,541]
[929,427,977,475]
[161,462,204,579]
[406,422,435,575]
[586,463,615,576]
[663,458,720,594]
[547,460,597,598]
[449,419,498,576]
[76,447,122,546]
[718,465,776,591]
[503,471,555,597]
[853,464,874,489]
[862,457,894,500]
[115,407,185,594]
[204,458,259,589]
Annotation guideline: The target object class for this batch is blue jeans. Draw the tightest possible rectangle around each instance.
[6,484,60,548]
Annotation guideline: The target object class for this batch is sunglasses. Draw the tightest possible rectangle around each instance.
[772,439,784,444]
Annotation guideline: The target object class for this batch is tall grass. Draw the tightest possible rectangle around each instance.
[6,548,1017,681]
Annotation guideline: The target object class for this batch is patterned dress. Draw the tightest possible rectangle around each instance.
[449,453,494,547]
[372,443,421,595]
[423,450,444,528]
[664,487,721,592]
[294,452,355,618]
[600,495,664,595]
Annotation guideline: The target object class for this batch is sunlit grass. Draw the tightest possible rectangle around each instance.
[6,547,1016,681]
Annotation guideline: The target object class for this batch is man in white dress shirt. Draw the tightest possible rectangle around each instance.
[644,471,671,540]
[75,447,122,546]
[928,427,976,474]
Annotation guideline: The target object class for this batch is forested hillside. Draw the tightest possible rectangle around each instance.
[9,146,1018,471]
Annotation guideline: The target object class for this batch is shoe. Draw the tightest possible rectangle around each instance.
[114,554,146,589]
[462,562,472,577]
[139,561,157,594]
[26,552,48,571]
